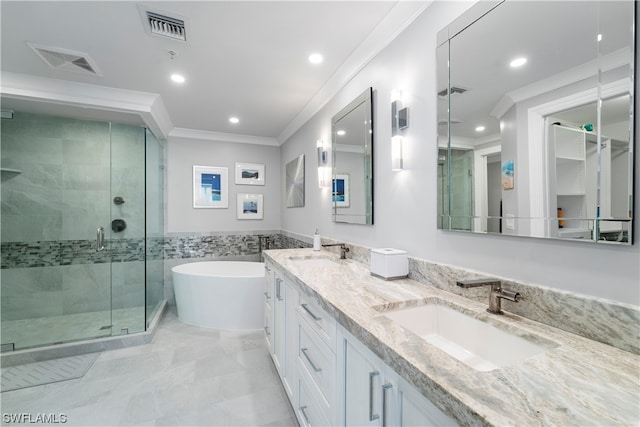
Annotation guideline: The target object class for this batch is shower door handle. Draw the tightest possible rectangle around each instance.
[96,227,105,252]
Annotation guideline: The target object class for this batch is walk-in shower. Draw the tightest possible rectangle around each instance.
[0,110,164,352]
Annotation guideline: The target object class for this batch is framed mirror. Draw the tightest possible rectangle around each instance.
[437,0,635,244]
[331,87,374,224]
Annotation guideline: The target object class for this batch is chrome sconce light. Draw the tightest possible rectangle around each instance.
[317,139,331,188]
[391,90,409,171]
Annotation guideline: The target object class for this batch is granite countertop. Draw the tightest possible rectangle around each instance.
[263,248,640,426]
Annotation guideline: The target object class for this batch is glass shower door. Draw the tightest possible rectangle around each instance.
[1,113,114,350]
[109,123,146,336]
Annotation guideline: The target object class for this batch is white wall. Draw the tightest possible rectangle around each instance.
[166,136,281,232]
[280,1,640,305]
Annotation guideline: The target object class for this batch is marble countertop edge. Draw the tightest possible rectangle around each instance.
[263,248,640,427]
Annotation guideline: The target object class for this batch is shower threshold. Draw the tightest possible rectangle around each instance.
[0,300,167,368]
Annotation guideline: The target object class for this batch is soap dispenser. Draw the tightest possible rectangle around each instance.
[313,229,321,251]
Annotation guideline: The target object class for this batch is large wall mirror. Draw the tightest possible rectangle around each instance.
[331,87,374,224]
[437,0,635,244]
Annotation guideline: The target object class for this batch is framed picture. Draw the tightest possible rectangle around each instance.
[332,174,350,207]
[237,193,264,219]
[235,162,265,186]
[285,154,305,208]
[501,160,514,190]
[193,165,228,208]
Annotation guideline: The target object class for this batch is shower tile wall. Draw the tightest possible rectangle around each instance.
[0,113,147,326]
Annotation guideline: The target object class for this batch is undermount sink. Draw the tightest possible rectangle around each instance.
[381,302,556,371]
[289,257,338,268]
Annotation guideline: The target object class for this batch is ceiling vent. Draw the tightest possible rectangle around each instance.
[438,86,468,98]
[27,43,102,77]
[139,6,187,42]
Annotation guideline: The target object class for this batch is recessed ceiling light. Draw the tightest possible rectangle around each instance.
[336,130,346,136]
[510,57,527,68]
[475,126,485,132]
[170,73,185,83]
[308,53,323,64]
[229,117,239,124]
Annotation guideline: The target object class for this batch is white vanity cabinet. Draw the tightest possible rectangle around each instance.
[295,291,338,426]
[338,326,457,427]
[264,263,298,400]
[266,260,457,426]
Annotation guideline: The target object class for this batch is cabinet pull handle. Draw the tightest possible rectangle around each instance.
[382,383,393,427]
[264,291,271,300]
[276,278,283,300]
[264,326,270,336]
[369,371,380,421]
[301,303,321,321]
[300,405,311,426]
[301,348,322,372]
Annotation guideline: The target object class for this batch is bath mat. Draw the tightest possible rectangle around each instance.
[1,352,100,392]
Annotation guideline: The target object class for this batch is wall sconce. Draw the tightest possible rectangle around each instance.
[317,139,331,188]
[391,90,409,171]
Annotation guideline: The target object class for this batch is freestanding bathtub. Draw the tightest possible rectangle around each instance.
[171,261,265,329]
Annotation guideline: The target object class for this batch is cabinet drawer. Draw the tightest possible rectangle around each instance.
[298,318,335,408]
[297,292,336,351]
[297,376,331,427]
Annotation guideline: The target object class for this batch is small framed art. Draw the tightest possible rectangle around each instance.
[237,193,264,220]
[235,162,265,186]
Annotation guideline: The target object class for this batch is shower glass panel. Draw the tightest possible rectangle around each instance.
[110,123,146,335]
[0,111,153,350]
[144,129,164,328]
[1,113,113,349]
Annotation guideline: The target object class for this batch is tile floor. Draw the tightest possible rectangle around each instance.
[0,309,298,426]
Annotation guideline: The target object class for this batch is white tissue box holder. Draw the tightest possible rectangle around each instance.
[370,248,408,280]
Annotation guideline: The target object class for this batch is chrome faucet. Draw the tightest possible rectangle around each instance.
[456,278,520,315]
[322,243,350,259]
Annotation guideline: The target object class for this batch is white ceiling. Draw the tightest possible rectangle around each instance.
[1,1,428,143]
[440,0,634,141]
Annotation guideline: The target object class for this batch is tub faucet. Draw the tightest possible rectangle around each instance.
[322,243,350,259]
[456,278,520,315]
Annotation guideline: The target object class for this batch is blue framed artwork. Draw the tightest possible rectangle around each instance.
[237,193,264,219]
[501,160,514,190]
[193,165,228,208]
[332,174,350,207]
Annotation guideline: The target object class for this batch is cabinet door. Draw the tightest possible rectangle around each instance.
[282,279,298,399]
[264,265,275,357]
[344,337,385,426]
[272,273,285,373]
[396,375,458,427]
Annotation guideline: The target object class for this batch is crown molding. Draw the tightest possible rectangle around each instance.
[277,1,433,145]
[0,72,173,139]
[491,47,632,119]
[169,127,279,146]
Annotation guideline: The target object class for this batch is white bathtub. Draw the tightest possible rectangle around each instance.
[171,261,265,329]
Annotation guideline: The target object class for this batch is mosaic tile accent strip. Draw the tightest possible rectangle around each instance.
[1,238,164,269]
[1,233,308,270]
[164,233,276,259]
